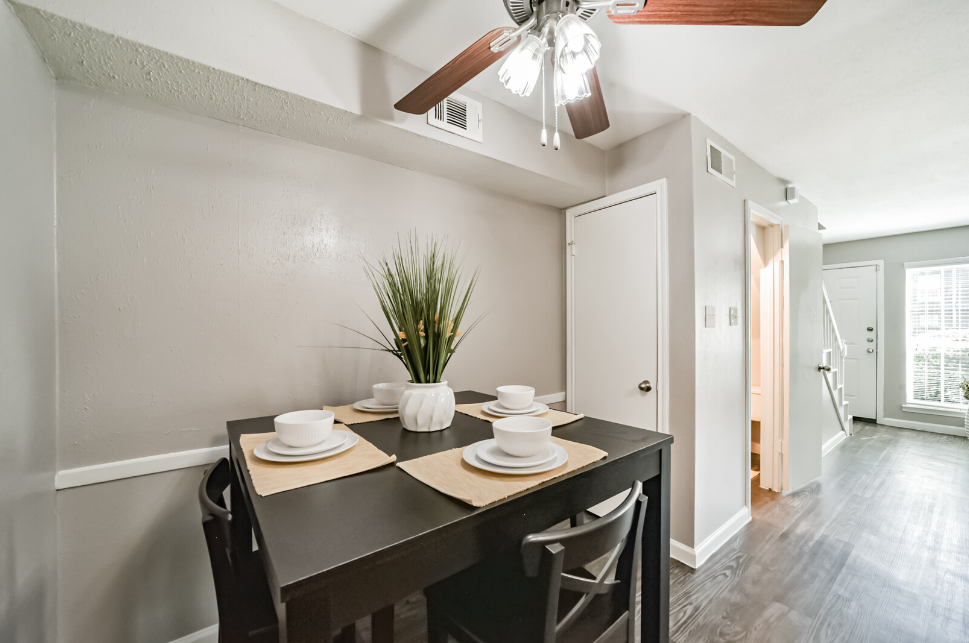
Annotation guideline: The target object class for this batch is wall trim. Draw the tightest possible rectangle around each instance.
[881,417,967,438]
[535,392,566,405]
[671,506,751,570]
[822,430,848,457]
[55,445,228,490]
[170,624,218,643]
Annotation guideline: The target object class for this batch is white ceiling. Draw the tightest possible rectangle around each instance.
[274,0,969,243]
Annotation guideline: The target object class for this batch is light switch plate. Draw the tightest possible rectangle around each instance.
[729,306,739,326]
[705,305,716,328]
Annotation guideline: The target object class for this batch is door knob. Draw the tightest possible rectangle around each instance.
[867,348,874,353]
[638,380,652,393]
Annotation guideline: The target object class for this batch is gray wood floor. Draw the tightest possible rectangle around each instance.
[348,421,969,642]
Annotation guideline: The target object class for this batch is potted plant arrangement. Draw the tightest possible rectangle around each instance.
[355,234,480,432]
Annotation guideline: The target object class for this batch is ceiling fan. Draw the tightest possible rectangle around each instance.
[395,0,827,148]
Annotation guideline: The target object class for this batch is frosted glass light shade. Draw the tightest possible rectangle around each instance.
[498,33,547,97]
[554,14,600,76]
[555,66,591,105]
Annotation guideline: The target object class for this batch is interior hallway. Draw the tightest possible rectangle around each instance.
[350,421,969,643]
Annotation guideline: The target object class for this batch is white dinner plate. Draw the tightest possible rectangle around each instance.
[475,439,558,468]
[462,440,568,475]
[482,401,549,417]
[255,430,359,463]
[266,431,348,456]
[353,399,399,413]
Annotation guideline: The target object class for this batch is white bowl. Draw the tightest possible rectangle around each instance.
[273,410,334,447]
[373,382,406,406]
[492,416,552,458]
[496,385,535,410]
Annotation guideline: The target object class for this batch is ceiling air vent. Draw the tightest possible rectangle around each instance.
[428,93,483,143]
[706,139,736,187]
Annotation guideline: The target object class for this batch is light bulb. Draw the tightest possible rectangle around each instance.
[554,14,600,76]
[498,33,547,97]
[554,66,591,106]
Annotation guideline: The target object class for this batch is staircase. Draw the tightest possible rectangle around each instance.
[821,283,853,436]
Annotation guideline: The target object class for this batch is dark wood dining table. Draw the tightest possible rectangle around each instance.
[227,390,673,643]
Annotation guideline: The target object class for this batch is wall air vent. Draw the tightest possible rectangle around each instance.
[706,139,736,187]
[428,93,483,143]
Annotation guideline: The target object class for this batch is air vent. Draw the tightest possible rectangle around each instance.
[577,7,600,21]
[504,0,533,25]
[706,139,736,187]
[428,93,483,143]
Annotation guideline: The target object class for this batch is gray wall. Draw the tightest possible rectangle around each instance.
[823,226,969,429]
[606,115,697,547]
[0,3,58,642]
[54,82,567,643]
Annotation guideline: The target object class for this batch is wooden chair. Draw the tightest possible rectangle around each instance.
[200,458,280,643]
[424,481,647,643]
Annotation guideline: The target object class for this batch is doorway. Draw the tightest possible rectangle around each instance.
[746,203,786,495]
[822,262,884,423]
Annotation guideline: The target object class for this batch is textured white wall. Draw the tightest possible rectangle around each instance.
[823,226,969,429]
[0,4,57,642]
[54,82,566,643]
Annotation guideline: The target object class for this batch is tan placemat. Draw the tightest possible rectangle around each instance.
[324,404,398,425]
[397,437,606,507]
[455,402,584,427]
[240,426,396,496]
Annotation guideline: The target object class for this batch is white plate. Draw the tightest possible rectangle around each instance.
[254,430,359,463]
[482,401,549,417]
[462,440,568,475]
[266,431,348,456]
[476,439,557,468]
[353,399,399,413]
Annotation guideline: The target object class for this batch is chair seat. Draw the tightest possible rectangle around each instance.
[425,553,627,643]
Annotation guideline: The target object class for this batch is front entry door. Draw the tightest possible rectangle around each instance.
[823,265,878,419]
[571,194,658,431]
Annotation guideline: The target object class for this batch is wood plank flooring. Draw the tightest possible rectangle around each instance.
[346,422,969,643]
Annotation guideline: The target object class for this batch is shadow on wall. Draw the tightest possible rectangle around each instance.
[0,516,54,643]
[59,466,217,643]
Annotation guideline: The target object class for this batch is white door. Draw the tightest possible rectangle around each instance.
[823,266,877,419]
[572,194,658,430]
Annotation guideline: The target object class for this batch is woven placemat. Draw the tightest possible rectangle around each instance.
[455,402,584,427]
[324,404,399,425]
[397,437,606,507]
[240,426,396,496]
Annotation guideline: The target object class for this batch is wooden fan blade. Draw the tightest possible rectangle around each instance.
[609,0,827,26]
[395,28,516,115]
[566,68,610,140]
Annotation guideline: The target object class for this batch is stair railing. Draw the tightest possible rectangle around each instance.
[821,283,850,435]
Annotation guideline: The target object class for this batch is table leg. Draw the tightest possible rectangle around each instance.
[371,604,395,643]
[285,590,333,643]
[640,444,671,643]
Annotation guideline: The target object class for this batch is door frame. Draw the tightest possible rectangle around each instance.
[745,201,787,507]
[822,260,885,424]
[565,179,670,434]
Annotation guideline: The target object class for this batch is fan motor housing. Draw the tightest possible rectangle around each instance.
[503,0,598,25]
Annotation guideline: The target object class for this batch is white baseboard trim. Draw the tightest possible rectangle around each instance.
[170,624,218,643]
[670,506,751,569]
[822,431,848,457]
[56,445,229,490]
[535,391,566,405]
[881,417,967,438]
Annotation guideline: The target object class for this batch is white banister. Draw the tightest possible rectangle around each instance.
[821,283,851,435]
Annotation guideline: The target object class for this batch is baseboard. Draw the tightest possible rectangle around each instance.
[881,417,967,438]
[170,624,218,643]
[55,445,229,490]
[670,506,751,569]
[822,431,848,456]
[535,391,566,405]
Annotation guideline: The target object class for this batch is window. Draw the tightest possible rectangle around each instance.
[906,257,969,409]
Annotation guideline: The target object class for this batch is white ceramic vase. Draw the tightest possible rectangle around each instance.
[399,381,455,432]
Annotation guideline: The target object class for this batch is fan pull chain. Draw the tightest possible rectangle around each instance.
[540,60,547,147]
[552,63,561,151]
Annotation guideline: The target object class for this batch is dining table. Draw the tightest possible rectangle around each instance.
[226,390,673,643]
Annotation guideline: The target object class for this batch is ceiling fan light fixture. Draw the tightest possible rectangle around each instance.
[498,33,547,97]
[554,14,600,76]
[554,66,591,106]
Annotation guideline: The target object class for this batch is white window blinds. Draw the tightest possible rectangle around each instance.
[906,261,969,407]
